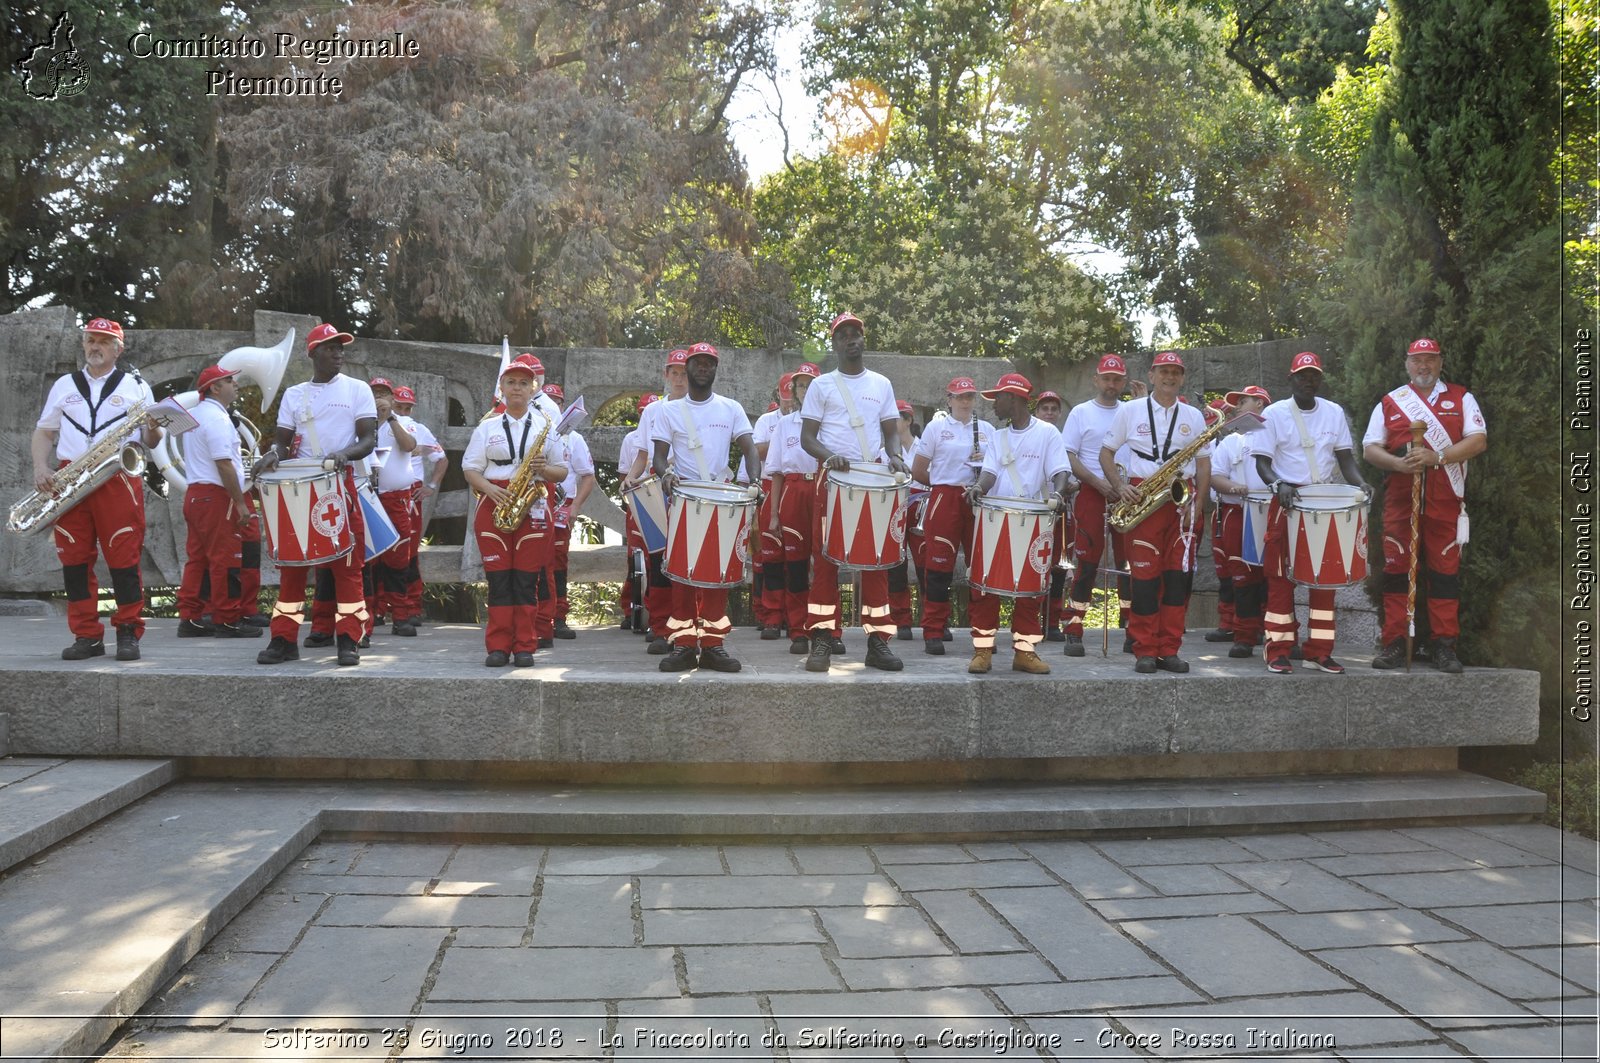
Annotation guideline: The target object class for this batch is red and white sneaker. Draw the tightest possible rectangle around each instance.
[1302,655,1345,674]
[1267,657,1293,675]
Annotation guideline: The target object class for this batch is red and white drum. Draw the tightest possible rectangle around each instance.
[1240,490,1273,567]
[1286,484,1368,587]
[665,480,757,588]
[822,462,908,570]
[257,459,353,567]
[970,496,1055,598]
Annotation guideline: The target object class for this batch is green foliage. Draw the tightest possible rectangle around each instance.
[1558,2,1598,309]
[1513,758,1600,840]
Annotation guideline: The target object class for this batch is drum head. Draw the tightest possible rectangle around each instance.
[830,463,901,490]
[675,480,754,506]
[1293,483,1365,510]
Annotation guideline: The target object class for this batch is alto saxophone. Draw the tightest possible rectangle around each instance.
[492,413,554,532]
[1108,412,1232,532]
[8,403,153,536]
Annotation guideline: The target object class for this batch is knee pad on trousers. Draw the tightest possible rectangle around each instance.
[241,539,261,569]
[786,559,811,594]
[1381,571,1408,595]
[763,564,786,593]
[109,565,141,606]
[1130,577,1161,615]
[1048,568,1067,596]
[510,569,539,606]
[1217,579,1235,605]
[555,570,569,599]
[887,563,908,594]
[925,568,954,603]
[485,569,515,607]
[534,569,551,604]
[226,567,242,600]
[314,567,335,601]
[1427,570,1460,600]
[62,563,91,602]
[647,553,671,589]
[1234,581,1264,619]
[1161,569,1191,607]
[1069,563,1099,602]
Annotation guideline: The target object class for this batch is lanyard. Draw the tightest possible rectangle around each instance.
[500,414,531,462]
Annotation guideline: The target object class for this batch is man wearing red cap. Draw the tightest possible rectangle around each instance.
[31,317,163,661]
[766,364,823,653]
[1100,351,1212,673]
[750,374,794,639]
[888,399,919,637]
[1062,354,1134,657]
[254,323,378,666]
[1362,337,1486,673]
[963,373,1072,674]
[462,354,569,667]
[174,366,257,639]
[626,349,692,652]
[541,383,595,641]
[1027,389,1069,639]
[650,342,758,671]
[911,376,995,653]
[391,385,446,632]
[1252,352,1367,674]
[1208,386,1272,656]
[362,378,418,639]
[799,312,907,672]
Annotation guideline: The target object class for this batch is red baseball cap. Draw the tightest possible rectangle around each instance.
[542,383,565,401]
[1202,405,1222,426]
[829,311,865,335]
[686,341,719,360]
[84,317,124,343]
[1034,390,1063,405]
[793,362,821,379]
[981,372,1033,399]
[1407,337,1441,357]
[517,352,545,374]
[392,386,417,404]
[1096,354,1127,376]
[1290,351,1324,374]
[777,371,796,399]
[501,353,540,379]
[195,365,240,394]
[767,401,779,412]
[1151,351,1186,370]
[637,392,658,411]
[665,348,689,368]
[896,400,914,416]
[1225,384,1271,405]
[368,377,395,393]
[947,376,978,395]
[306,323,353,351]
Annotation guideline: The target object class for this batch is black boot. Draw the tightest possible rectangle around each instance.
[257,637,299,664]
[115,625,140,661]
[336,634,360,666]
[659,644,698,672]
[864,635,904,672]
[1370,639,1407,670]
[805,635,832,672]
[1433,638,1464,674]
[61,636,105,661]
[177,618,214,638]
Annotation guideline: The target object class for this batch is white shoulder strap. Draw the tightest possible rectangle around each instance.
[832,371,878,461]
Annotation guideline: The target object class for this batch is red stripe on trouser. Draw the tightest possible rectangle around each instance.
[919,484,974,638]
[1217,503,1264,643]
[808,473,889,634]
[178,484,245,624]
[475,494,551,653]
[969,586,1044,651]
[1210,507,1234,629]
[1065,487,1127,637]
[238,491,262,614]
[1381,496,1462,642]
[272,472,367,642]
[780,475,820,636]
[668,583,730,647]
[1123,490,1188,658]
[52,469,146,639]
[366,489,416,623]
[1262,498,1335,660]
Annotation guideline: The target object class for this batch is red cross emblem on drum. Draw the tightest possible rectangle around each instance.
[311,491,347,540]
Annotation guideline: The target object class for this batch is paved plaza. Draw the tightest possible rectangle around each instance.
[88,824,1597,1061]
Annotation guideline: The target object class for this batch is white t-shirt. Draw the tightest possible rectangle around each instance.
[373,419,417,492]
[1101,396,1211,480]
[37,367,156,462]
[1211,432,1268,500]
[913,410,995,487]
[799,369,897,462]
[619,423,650,479]
[559,430,594,498]
[180,397,243,488]
[1252,397,1353,485]
[1361,381,1487,447]
[650,393,753,482]
[277,375,378,458]
[533,390,562,425]
[406,418,444,484]
[462,408,568,480]
[767,411,819,476]
[981,418,1071,500]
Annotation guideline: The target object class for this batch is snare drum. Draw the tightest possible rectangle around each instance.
[1240,491,1273,567]
[357,481,402,560]
[1286,484,1369,587]
[665,480,757,588]
[822,463,908,570]
[970,495,1055,598]
[624,476,670,554]
[257,459,353,567]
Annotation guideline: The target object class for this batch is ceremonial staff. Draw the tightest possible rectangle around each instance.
[1405,420,1427,671]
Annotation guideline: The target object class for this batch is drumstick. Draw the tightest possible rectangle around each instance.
[1405,420,1427,672]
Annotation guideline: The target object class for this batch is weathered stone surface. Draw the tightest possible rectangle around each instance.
[882,860,1059,892]
[680,943,840,994]
[1351,865,1599,909]
[815,906,949,958]
[530,875,637,946]
[233,926,447,1029]
[1414,940,1592,1000]
[645,907,823,946]
[1252,907,1468,950]
[910,891,1027,954]
[1222,860,1399,912]
[993,975,1203,1016]
[1088,891,1286,920]
[1019,841,1156,899]
[834,951,1057,991]
[430,946,678,1000]
[146,950,280,1028]
[980,887,1164,979]
[641,874,902,909]
[1436,902,1600,948]
[1114,991,1436,1052]
[1121,916,1352,996]
[0,756,175,872]
[1314,945,1543,1029]
[317,894,533,927]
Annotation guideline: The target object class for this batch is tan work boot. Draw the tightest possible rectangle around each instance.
[968,648,993,674]
[1012,649,1051,674]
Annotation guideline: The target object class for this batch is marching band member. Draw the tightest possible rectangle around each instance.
[964,373,1072,675]
[751,378,791,639]
[461,354,568,667]
[629,349,691,653]
[255,324,377,667]
[1252,352,1366,675]
[1200,398,1234,642]
[1062,355,1133,657]
[1100,351,1211,674]
[542,383,595,640]
[364,378,418,638]
[888,400,918,639]
[391,385,445,631]
[175,365,257,639]
[768,363,822,655]
[1030,389,1070,640]
[799,312,907,673]
[617,392,658,632]
[910,376,994,655]
[1362,337,1486,673]
[1208,386,1271,657]
[649,342,758,672]
[31,316,162,662]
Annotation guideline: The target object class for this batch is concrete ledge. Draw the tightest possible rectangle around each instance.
[0,757,176,873]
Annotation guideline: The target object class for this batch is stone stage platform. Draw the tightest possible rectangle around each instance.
[0,616,1539,790]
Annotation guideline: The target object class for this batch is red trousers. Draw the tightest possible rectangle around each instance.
[779,473,822,636]
[918,484,974,638]
[1065,487,1129,637]
[809,473,892,638]
[1262,498,1336,661]
[474,489,553,654]
[667,582,732,647]
[1209,506,1235,631]
[1381,486,1462,642]
[1215,502,1265,644]
[970,587,1044,652]
[753,478,786,628]
[365,488,417,624]
[1122,486,1196,659]
[52,468,146,639]
[403,486,426,618]
[536,502,571,635]
[238,490,263,615]
[271,470,367,643]
[178,484,246,625]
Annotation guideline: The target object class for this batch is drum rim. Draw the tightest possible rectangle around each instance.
[828,462,904,489]
[969,578,1049,599]
[977,494,1055,515]
[267,543,354,567]
[673,480,757,505]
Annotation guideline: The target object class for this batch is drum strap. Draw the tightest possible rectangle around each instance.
[831,371,878,462]
[1289,402,1330,484]
[994,427,1034,498]
[677,402,714,481]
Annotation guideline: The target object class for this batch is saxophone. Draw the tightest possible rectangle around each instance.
[1108,411,1231,532]
[8,403,153,536]
[492,412,554,532]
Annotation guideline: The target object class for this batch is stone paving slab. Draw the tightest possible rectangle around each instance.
[1251,907,1469,950]
[906,890,1029,953]
[1121,915,1353,997]
[0,756,175,872]
[1312,944,1544,1030]
[1435,900,1600,947]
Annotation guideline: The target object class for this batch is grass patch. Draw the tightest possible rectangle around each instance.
[1512,757,1600,840]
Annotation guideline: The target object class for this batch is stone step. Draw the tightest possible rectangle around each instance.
[0,756,176,874]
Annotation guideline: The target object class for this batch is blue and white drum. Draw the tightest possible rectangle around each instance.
[624,475,670,554]
[1240,491,1273,567]
[357,480,402,560]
